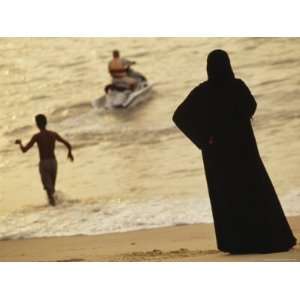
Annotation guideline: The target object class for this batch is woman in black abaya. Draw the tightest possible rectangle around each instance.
[173,49,296,254]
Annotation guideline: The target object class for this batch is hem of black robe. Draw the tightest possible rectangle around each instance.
[218,238,297,255]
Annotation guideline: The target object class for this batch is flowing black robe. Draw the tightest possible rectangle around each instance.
[173,78,296,253]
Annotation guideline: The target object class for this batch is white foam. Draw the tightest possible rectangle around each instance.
[280,190,300,216]
[0,190,299,241]
[0,192,212,240]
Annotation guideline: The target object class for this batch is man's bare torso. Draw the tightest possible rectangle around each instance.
[34,130,57,161]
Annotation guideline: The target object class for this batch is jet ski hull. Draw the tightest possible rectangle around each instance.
[92,82,153,110]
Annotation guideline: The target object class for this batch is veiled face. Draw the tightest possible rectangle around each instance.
[207,49,235,81]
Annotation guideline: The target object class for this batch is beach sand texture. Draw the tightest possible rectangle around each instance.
[0,216,299,262]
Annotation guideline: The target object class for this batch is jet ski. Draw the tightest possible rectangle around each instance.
[105,80,153,109]
[92,69,153,110]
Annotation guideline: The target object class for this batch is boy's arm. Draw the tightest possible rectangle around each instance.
[15,135,36,153]
[55,133,74,162]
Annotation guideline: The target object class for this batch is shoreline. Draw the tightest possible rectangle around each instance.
[0,217,299,262]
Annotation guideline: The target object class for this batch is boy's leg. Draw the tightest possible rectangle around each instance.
[49,160,58,206]
[46,190,55,206]
[39,160,57,206]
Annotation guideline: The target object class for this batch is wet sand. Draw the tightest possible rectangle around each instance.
[0,216,299,262]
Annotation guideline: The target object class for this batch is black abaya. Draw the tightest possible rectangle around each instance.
[173,78,296,254]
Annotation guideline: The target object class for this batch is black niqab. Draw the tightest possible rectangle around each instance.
[207,49,235,82]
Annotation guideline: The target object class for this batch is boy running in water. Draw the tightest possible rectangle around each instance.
[15,114,74,206]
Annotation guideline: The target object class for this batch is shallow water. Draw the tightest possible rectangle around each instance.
[0,38,299,239]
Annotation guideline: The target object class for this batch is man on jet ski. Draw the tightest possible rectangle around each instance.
[108,50,138,90]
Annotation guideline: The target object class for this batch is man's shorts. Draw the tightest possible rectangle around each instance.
[39,159,57,194]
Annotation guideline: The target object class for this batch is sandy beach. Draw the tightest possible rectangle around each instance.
[0,216,299,262]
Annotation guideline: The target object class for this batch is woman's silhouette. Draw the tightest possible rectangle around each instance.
[173,49,296,254]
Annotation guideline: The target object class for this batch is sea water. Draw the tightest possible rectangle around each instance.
[0,38,299,240]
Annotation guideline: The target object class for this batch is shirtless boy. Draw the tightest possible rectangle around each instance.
[15,114,74,206]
